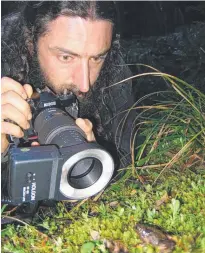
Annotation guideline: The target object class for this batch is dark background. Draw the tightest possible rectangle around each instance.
[1,1,205,38]
[117,1,205,37]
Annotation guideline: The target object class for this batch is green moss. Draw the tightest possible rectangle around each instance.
[1,171,205,252]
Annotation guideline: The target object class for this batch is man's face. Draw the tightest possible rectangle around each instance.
[36,16,113,96]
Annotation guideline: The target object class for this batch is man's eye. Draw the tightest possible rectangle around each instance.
[58,55,72,62]
[91,55,106,63]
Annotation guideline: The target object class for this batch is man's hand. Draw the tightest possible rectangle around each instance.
[1,77,33,153]
[75,118,95,142]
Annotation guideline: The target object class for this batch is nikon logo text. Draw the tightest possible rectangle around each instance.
[31,182,36,201]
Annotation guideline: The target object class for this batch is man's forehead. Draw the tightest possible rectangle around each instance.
[40,16,113,56]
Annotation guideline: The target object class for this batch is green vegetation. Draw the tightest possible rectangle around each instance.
[1,71,205,252]
[1,172,205,252]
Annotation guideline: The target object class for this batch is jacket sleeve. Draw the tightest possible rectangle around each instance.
[111,83,136,168]
[106,57,136,169]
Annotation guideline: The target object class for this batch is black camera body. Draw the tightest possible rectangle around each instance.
[3,91,114,205]
[24,91,79,142]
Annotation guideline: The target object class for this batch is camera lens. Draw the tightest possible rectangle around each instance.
[68,158,102,189]
[34,108,86,146]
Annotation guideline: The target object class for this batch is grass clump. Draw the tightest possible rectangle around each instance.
[114,66,205,183]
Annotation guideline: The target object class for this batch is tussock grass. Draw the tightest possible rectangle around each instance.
[113,65,205,184]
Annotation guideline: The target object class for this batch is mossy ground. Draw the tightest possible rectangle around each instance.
[1,170,205,253]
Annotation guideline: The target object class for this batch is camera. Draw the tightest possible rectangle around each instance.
[2,90,114,205]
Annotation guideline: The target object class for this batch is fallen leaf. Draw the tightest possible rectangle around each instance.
[155,192,169,209]
[109,201,119,208]
[130,189,137,195]
[90,230,100,240]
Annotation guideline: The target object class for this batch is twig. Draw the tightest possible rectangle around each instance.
[4,206,18,216]
[93,190,105,202]
[69,198,88,214]
[136,163,169,170]
[1,215,29,226]
[2,215,49,238]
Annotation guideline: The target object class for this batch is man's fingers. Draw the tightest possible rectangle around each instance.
[86,131,96,142]
[1,91,32,120]
[1,104,30,130]
[31,141,40,146]
[23,84,33,98]
[1,134,9,153]
[76,118,96,142]
[1,77,28,99]
[1,78,33,153]
[1,121,24,138]
[83,119,95,142]
[76,118,93,133]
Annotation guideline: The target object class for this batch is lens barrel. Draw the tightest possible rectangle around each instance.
[34,108,86,147]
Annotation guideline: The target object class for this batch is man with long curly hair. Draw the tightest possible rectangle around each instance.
[1,1,135,172]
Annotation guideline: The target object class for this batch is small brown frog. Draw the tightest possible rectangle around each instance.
[135,223,176,253]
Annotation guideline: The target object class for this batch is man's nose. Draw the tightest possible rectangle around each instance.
[75,60,90,93]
